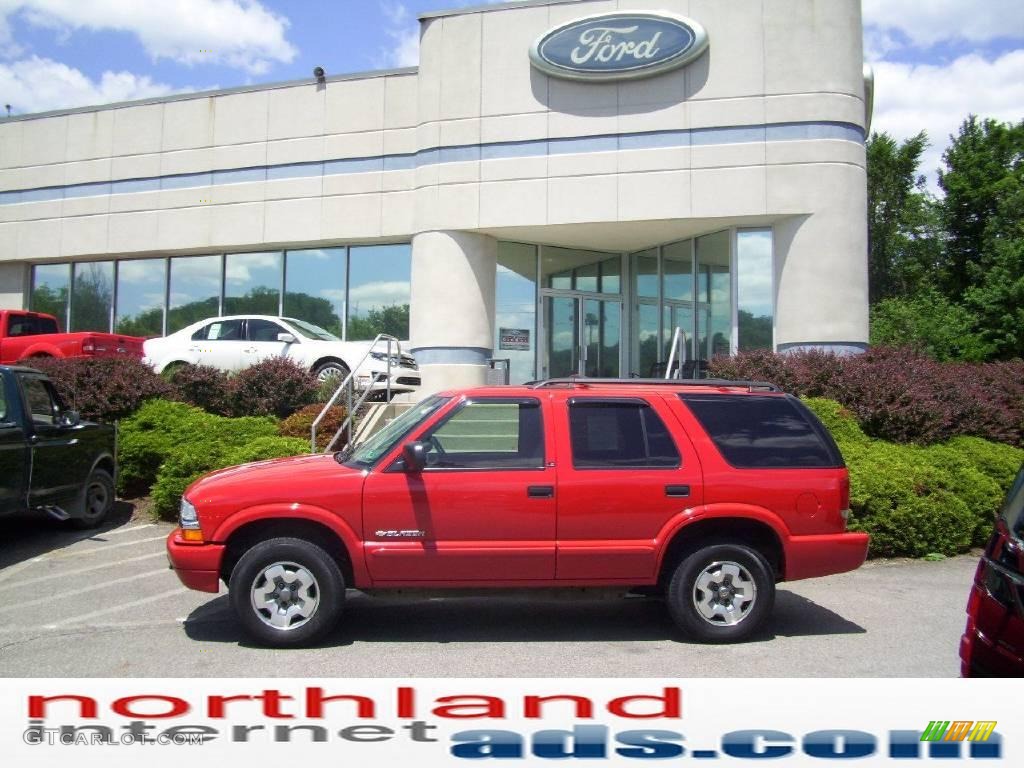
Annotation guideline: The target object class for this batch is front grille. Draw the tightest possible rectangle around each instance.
[396,377,421,386]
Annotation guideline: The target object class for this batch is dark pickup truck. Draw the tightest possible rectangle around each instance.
[0,365,116,529]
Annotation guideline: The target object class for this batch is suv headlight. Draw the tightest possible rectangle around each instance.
[369,351,401,365]
[179,498,200,530]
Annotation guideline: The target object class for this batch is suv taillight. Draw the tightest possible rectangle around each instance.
[839,475,851,526]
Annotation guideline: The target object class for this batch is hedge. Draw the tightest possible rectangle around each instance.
[25,357,174,422]
[118,400,307,520]
[803,398,1024,557]
[709,347,1024,446]
[169,358,319,419]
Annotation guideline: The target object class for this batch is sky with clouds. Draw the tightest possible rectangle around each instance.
[1,0,1021,189]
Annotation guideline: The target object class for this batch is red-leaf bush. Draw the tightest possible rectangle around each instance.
[229,357,319,419]
[278,404,349,451]
[24,356,175,423]
[709,347,1023,446]
[167,364,234,416]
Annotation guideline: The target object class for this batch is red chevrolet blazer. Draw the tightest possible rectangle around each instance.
[167,378,869,647]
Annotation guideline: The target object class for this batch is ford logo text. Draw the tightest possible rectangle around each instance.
[529,12,708,82]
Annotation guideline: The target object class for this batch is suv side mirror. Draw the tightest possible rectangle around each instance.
[59,410,80,428]
[277,332,297,344]
[402,441,428,472]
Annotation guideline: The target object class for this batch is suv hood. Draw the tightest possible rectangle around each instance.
[185,453,364,512]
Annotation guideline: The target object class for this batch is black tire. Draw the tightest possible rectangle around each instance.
[70,468,114,530]
[228,537,344,647]
[313,360,350,383]
[666,543,774,643]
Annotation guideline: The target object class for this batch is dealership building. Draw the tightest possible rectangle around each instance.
[0,0,870,392]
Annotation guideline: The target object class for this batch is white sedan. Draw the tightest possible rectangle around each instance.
[143,315,419,394]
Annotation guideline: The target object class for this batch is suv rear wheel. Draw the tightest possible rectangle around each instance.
[229,537,344,647]
[666,543,774,643]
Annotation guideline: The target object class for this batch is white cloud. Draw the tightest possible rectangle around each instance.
[871,51,1024,185]
[0,55,180,113]
[862,0,1024,48]
[348,280,411,313]
[0,0,296,74]
[378,1,419,68]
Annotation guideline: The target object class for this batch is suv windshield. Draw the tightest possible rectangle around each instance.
[285,318,341,342]
[1001,466,1024,540]
[343,394,450,468]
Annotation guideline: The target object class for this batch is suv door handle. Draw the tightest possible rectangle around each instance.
[665,485,690,498]
[527,485,554,498]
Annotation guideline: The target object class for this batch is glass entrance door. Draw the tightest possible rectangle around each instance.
[543,295,621,378]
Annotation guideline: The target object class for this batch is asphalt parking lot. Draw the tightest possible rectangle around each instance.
[0,507,976,678]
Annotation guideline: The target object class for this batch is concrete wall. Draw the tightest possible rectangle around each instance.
[0,0,869,351]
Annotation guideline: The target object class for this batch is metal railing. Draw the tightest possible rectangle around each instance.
[664,326,686,380]
[310,333,401,453]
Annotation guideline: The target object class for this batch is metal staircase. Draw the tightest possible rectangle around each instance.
[310,333,402,453]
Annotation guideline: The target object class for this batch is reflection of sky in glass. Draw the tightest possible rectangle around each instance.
[226,252,282,294]
[633,250,657,298]
[496,243,538,383]
[737,230,773,318]
[169,255,221,311]
[116,259,166,336]
[285,249,345,329]
[348,244,411,317]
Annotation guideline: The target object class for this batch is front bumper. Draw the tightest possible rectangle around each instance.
[166,529,225,593]
[784,531,870,581]
[358,368,421,392]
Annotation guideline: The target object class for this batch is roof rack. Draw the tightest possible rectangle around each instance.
[526,377,781,393]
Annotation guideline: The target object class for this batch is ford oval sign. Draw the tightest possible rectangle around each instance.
[529,11,708,82]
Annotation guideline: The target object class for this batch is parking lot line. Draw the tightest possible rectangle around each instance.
[0,569,170,614]
[45,534,168,559]
[87,524,157,538]
[11,552,167,589]
[46,587,191,628]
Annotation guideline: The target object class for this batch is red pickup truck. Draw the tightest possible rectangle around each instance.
[168,378,870,648]
[0,310,144,364]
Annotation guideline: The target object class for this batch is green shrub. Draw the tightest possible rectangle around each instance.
[805,398,1023,557]
[117,399,278,497]
[150,435,308,520]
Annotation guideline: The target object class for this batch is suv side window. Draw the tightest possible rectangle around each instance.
[192,319,243,341]
[420,398,544,470]
[247,319,287,342]
[569,399,680,469]
[0,381,7,422]
[680,394,843,469]
[21,377,59,425]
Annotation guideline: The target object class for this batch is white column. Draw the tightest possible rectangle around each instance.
[409,230,497,394]
[773,163,869,355]
[0,262,28,310]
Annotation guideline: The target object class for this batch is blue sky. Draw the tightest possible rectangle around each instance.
[1,0,1021,185]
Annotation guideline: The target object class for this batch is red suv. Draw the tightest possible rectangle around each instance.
[167,378,869,647]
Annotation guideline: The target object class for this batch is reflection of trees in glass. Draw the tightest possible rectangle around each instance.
[224,285,279,316]
[737,310,773,351]
[70,263,114,332]
[283,290,341,336]
[167,298,220,334]
[30,284,68,327]
[116,311,163,338]
[347,304,410,340]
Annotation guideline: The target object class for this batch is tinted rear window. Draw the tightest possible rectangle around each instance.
[680,394,843,469]
[569,399,680,469]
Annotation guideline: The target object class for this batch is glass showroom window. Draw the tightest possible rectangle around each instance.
[495,242,538,383]
[70,261,115,332]
[695,231,732,360]
[737,229,774,351]
[284,248,346,338]
[30,263,70,328]
[347,244,411,340]
[542,246,621,293]
[115,259,167,337]
[632,248,660,378]
[168,255,222,334]
[225,252,283,316]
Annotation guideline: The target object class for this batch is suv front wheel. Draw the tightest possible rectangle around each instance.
[229,537,345,647]
[666,543,774,643]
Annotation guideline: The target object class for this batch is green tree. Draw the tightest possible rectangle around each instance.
[869,288,993,362]
[941,116,1024,358]
[866,131,942,302]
